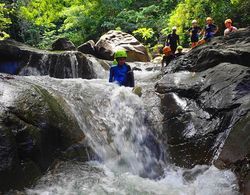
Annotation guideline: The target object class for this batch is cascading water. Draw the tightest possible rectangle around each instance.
[68,52,79,78]
[22,62,239,195]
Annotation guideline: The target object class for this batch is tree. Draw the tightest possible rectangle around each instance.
[4,0,249,49]
[166,0,247,46]
[0,3,12,39]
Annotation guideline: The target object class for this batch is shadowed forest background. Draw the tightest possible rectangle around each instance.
[0,0,249,49]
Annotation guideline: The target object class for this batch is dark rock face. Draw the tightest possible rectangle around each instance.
[156,64,249,166]
[95,30,150,62]
[156,28,250,193]
[0,39,97,79]
[52,38,76,51]
[78,40,96,55]
[0,77,87,192]
[164,27,250,73]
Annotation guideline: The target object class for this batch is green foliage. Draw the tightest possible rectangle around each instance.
[0,31,10,40]
[4,0,250,49]
[166,0,250,45]
[133,28,154,46]
[0,3,12,38]
[152,43,164,56]
[230,0,250,27]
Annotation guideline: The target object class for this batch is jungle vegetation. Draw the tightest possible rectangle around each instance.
[0,0,249,48]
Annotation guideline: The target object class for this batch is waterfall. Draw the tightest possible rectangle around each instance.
[21,64,239,195]
[68,52,79,78]
[23,75,164,178]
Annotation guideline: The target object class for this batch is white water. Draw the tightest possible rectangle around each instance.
[26,162,238,195]
[68,52,79,78]
[19,63,240,195]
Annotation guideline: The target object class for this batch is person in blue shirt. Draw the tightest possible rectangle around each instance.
[109,50,134,87]
[197,17,218,46]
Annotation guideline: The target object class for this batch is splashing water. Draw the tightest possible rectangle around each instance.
[26,161,239,195]
[19,64,240,195]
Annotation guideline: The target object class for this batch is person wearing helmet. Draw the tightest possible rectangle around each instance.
[187,20,202,48]
[109,50,134,87]
[224,19,237,36]
[175,46,184,57]
[202,17,218,42]
[161,46,175,68]
[197,17,218,46]
[166,26,180,55]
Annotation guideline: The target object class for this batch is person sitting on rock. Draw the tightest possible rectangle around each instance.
[109,50,134,87]
[166,26,180,55]
[188,20,202,48]
[224,19,237,36]
[175,46,185,57]
[161,46,175,68]
[197,17,218,46]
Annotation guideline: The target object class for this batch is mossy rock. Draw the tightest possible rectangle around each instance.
[0,82,87,192]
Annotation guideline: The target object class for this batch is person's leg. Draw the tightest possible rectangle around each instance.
[161,55,166,68]
[170,45,177,55]
[197,39,206,46]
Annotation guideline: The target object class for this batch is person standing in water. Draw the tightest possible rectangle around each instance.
[109,50,134,87]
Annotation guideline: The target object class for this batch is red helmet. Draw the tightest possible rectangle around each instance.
[163,46,171,54]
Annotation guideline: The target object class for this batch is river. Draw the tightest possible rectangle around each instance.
[19,62,239,195]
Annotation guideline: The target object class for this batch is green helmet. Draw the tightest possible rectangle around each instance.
[177,46,183,50]
[114,50,127,59]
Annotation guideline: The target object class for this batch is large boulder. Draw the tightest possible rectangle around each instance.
[0,76,88,192]
[214,112,250,195]
[52,38,76,51]
[95,30,150,62]
[78,40,96,55]
[156,63,250,167]
[155,27,250,193]
[0,39,99,79]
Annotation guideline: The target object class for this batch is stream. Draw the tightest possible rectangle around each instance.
[17,62,239,195]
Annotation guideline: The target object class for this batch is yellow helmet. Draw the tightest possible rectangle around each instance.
[206,17,213,21]
[225,19,232,24]
[177,46,183,50]
[192,20,197,24]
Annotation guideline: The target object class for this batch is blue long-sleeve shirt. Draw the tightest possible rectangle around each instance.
[109,64,134,87]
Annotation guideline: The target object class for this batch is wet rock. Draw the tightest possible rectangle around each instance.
[0,39,99,79]
[156,63,250,167]
[164,27,250,73]
[95,30,150,62]
[0,77,87,192]
[152,56,163,64]
[52,38,76,51]
[78,40,96,55]
[155,27,250,193]
[214,112,250,195]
